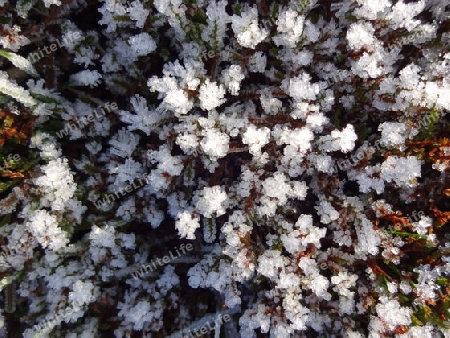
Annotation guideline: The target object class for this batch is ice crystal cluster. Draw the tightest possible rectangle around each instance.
[0,0,449,337]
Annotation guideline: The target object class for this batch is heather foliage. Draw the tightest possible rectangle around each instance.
[0,0,449,337]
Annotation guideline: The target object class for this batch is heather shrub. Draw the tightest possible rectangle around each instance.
[0,0,449,337]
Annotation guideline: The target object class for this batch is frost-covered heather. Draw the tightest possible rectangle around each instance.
[0,0,449,337]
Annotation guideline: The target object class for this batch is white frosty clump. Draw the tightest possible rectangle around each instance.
[331,271,358,314]
[262,172,292,206]
[26,210,68,251]
[277,126,314,152]
[198,79,226,111]
[248,51,266,73]
[89,225,116,249]
[386,0,426,31]
[380,156,421,188]
[165,89,193,115]
[68,280,95,306]
[257,250,285,280]
[43,0,61,7]
[331,124,358,152]
[242,125,270,156]
[347,22,380,51]
[355,214,381,256]
[127,0,150,28]
[117,300,156,331]
[412,216,433,235]
[128,33,156,58]
[354,0,391,20]
[176,133,199,155]
[231,6,269,49]
[374,297,412,331]
[318,124,358,153]
[0,25,30,51]
[70,70,102,87]
[109,128,140,158]
[3,0,450,336]
[378,122,408,149]
[273,8,305,47]
[34,158,77,211]
[221,65,245,96]
[200,129,229,158]
[296,214,326,248]
[260,90,282,115]
[289,72,320,101]
[315,200,339,224]
[175,211,200,239]
[195,185,228,218]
